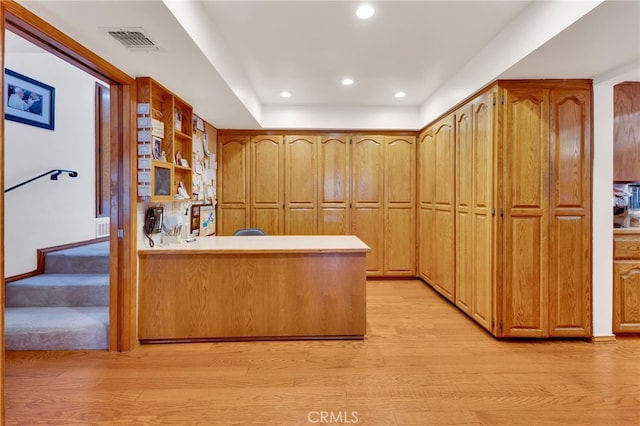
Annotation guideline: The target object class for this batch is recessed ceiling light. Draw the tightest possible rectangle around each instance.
[342,78,354,86]
[356,5,375,19]
[280,91,292,98]
[394,91,406,98]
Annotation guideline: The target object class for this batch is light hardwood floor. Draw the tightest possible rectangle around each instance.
[5,280,640,425]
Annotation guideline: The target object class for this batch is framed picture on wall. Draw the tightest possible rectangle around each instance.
[4,68,55,130]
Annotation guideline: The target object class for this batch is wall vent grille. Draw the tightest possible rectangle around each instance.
[96,219,110,238]
[106,28,158,50]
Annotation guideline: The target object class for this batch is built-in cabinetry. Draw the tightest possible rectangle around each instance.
[613,230,640,334]
[613,81,640,182]
[217,132,416,276]
[136,77,193,201]
[419,80,592,338]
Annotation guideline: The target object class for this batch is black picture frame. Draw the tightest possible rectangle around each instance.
[4,68,55,130]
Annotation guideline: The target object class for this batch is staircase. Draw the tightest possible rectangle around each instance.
[5,241,110,350]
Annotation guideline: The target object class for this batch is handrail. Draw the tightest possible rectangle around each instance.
[4,169,78,193]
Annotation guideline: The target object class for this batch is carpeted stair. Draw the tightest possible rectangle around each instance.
[5,241,110,350]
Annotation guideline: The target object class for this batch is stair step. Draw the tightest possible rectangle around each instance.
[44,241,110,274]
[6,273,109,307]
[5,306,109,350]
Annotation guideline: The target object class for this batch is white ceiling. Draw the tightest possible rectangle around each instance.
[10,0,640,130]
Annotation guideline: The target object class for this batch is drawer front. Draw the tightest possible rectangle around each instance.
[614,238,640,259]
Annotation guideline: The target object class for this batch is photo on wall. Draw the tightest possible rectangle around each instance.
[4,68,55,130]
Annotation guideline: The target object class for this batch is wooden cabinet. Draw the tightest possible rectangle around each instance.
[613,82,640,182]
[217,131,416,277]
[418,116,455,300]
[418,80,592,338]
[136,77,193,202]
[613,232,640,334]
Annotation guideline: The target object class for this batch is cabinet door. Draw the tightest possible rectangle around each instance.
[352,135,384,275]
[285,135,318,235]
[319,135,351,235]
[471,90,496,332]
[613,82,640,182]
[433,116,455,301]
[455,105,473,315]
[251,135,284,235]
[501,86,549,337]
[217,135,250,235]
[384,135,416,275]
[613,260,640,333]
[418,127,435,283]
[548,87,592,337]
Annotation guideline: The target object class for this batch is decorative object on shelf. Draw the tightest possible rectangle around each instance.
[4,68,55,130]
[175,150,182,165]
[152,136,162,160]
[174,107,183,132]
[190,203,215,236]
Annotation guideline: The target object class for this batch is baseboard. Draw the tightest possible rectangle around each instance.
[590,335,617,344]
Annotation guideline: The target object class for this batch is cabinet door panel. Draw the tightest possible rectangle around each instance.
[502,87,548,337]
[613,260,640,333]
[385,207,415,275]
[319,135,350,235]
[548,88,591,337]
[613,82,640,182]
[352,136,384,275]
[217,135,250,235]
[384,136,416,275]
[251,135,283,235]
[285,135,318,235]
[456,106,473,314]
[433,117,455,301]
[418,129,435,282]
[352,207,382,274]
[472,92,495,331]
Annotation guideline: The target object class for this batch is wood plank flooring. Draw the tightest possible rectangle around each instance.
[5,279,640,425]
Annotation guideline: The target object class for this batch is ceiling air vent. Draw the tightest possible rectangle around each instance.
[105,28,158,51]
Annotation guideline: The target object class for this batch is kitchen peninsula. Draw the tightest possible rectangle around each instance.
[138,235,370,342]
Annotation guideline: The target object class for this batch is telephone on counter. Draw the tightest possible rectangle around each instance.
[144,206,164,235]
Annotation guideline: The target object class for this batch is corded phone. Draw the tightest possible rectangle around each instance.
[144,206,164,235]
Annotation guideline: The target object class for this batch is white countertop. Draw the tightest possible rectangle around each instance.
[138,235,371,255]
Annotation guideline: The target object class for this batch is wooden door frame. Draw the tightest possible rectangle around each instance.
[0,4,138,418]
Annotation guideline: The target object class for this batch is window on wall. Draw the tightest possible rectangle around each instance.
[95,82,110,218]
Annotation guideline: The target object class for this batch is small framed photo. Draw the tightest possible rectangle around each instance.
[5,68,55,130]
[152,136,162,160]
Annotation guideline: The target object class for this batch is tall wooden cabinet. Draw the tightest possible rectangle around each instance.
[419,80,592,338]
[217,132,416,277]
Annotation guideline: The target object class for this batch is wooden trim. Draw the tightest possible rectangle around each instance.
[217,129,419,136]
[1,0,137,357]
[4,237,109,283]
[2,1,133,85]
[591,335,617,344]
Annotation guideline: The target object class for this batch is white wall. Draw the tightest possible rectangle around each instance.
[4,51,102,277]
[592,60,640,337]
